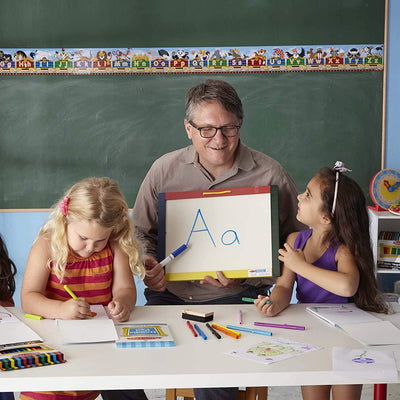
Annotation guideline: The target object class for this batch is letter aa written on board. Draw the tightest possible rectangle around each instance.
[186,209,240,248]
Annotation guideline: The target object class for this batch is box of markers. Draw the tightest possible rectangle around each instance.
[0,341,66,371]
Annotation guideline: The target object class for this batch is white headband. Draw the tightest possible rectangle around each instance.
[332,161,352,214]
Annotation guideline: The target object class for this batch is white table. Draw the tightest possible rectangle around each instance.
[2,304,400,395]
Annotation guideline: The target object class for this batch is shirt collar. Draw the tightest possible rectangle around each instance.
[183,141,256,172]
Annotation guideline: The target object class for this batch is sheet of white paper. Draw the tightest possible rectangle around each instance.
[227,337,322,365]
[341,320,400,346]
[57,305,118,344]
[87,304,111,320]
[0,306,42,345]
[306,304,380,327]
[333,347,398,382]
[0,306,19,323]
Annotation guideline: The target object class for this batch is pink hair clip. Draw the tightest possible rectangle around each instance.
[59,196,70,216]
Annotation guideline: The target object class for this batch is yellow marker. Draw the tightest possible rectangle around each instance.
[63,284,96,318]
[25,313,43,320]
[63,284,78,300]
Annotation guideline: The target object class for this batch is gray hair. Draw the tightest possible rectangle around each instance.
[185,79,244,121]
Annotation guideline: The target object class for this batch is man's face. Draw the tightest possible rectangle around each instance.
[184,101,241,179]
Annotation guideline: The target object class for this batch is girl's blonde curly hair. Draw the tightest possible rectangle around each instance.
[39,177,145,281]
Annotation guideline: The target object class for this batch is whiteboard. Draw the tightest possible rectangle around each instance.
[157,186,280,281]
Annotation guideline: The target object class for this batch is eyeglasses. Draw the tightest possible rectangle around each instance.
[188,120,241,138]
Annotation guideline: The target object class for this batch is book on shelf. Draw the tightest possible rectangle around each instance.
[306,303,400,346]
[377,231,400,269]
[115,323,175,348]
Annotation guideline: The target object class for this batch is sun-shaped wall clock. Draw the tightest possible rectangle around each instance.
[370,169,400,211]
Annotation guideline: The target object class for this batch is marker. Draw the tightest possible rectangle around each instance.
[194,323,207,340]
[211,323,241,339]
[206,323,221,339]
[186,320,198,337]
[254,322,305,331]
[242,296,270,304]
[226,325,272,336]
[266,288,271,304]
[241,297,256,303]
[63,284,78,300]
[160,244,188,267]
[239,309,242,324]
[25,313,43,320]
[63,284,97,318]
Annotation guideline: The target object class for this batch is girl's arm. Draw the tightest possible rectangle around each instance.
[278,240,359,298]
[21,236,90,319]
[108,241,137,322]
[255,232,298,317]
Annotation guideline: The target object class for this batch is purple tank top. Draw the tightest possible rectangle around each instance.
[294,230,349,304]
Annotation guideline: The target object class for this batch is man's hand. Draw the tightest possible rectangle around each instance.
[143,255,167,292]
[200,271,242,288]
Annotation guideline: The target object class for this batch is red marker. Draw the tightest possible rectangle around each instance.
[186,320,198,337]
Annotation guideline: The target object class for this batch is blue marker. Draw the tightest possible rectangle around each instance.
[194,323,207,340]
[226,325,272,336]
[160,244,188,267]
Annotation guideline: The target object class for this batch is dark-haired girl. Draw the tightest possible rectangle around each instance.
[255,162,388,400]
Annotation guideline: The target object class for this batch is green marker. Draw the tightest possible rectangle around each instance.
[242,296,270,304]
[241,297,256,303]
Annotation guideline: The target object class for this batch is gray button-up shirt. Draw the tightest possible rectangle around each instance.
[133,142,303,302]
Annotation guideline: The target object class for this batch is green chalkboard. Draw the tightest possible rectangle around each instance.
[0,0,385,208]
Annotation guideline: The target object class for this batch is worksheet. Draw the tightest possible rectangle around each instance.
[333,347,398,382]
[227,337,322,365]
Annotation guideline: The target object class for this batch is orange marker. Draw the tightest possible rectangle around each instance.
[211,323,241,339]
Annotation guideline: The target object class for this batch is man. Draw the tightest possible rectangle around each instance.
[124,79,302,400]
[134,79,301,305]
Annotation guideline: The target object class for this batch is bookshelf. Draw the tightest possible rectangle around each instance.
[368,209,400,294]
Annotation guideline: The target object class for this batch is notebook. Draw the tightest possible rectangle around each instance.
[306,304,380,327]
[306,304,400,346]
[115,323,175,348]
[57,305,118,344]
[0,305,42,346]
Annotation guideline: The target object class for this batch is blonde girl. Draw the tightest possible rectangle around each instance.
[21,177,145,400]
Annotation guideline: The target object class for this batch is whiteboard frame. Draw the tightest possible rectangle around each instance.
[158,186,280,281]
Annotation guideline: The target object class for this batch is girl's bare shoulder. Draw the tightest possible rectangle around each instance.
[286,231,300,246]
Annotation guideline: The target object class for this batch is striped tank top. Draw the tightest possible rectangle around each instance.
[45,243,114,305]
[20,244,114,400]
